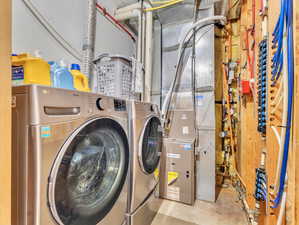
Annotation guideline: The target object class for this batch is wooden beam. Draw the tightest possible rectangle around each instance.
[0,0,12,224]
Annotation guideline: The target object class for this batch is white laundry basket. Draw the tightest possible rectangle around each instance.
[93,54,134,99]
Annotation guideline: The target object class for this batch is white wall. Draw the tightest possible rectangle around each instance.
[12,0,135,65]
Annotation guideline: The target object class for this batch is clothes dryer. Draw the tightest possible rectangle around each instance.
[127,101,163,225]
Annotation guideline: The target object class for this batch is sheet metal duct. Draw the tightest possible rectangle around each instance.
[161,5,216,202]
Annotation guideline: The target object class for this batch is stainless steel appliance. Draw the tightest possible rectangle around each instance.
[160,138,195,205]
[127,101,163,225]
[12,85,130,225]
[167,110,196,140]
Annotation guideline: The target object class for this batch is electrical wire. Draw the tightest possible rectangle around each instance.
[144,0,183,12]
[150,0,178,4]
[96,3,136,42]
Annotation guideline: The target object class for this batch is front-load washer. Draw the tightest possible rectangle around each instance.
[12,85,130,225]
[127,101,163,225]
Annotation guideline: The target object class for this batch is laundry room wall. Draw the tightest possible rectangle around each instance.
[12,0,135,65]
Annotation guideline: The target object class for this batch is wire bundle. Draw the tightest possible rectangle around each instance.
[271,0,294,208]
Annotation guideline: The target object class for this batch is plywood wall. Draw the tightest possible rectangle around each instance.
[0,0,11,224]
[291,0,299,224]
[231,0,298,224]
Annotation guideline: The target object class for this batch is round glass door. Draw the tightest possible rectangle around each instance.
[139,117,163,174]
[48,118,129,225]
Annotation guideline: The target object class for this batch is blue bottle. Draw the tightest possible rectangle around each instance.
[49,61,74,90]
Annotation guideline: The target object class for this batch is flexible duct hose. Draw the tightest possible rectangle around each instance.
[161,16,226,126]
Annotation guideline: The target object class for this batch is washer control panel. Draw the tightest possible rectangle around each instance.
[114,99,127,111]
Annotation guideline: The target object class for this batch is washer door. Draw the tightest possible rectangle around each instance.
[139,117,163,174]
[48,118,129,225]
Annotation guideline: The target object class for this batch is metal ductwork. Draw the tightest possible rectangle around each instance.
[83,0,97,81]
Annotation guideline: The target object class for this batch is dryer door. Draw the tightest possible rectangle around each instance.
[48,118,129,225]
[139,117,163,174]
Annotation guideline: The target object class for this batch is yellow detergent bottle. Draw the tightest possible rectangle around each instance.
[12,53,51,86]
[70,64,90,92]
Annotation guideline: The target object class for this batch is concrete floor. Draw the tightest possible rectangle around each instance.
[151,187,248,225]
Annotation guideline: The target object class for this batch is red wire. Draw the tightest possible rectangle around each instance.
[245,29,254,79]
[95,3,136,42]
[251,0,256,78]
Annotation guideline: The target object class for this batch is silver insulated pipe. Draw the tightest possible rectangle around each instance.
[83,0,97,81]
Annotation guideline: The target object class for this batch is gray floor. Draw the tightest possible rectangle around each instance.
[151,187,248,225]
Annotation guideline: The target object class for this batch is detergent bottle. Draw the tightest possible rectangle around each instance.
[12,53,51,86]
[70,64,90,92]
[49,61,74,90]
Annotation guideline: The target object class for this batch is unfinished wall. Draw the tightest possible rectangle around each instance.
[229,0,297,224]
[12,0,135,64]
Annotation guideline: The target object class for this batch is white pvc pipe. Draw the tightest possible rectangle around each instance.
[271,126,282,148]
[22,0,82,61]
[114,4,142,62]
[161,16,227,119]
[276,191,287,225]
[115,2,141,14]
[260,151,267,168]
[114,2,153,102]
[144,11,153,102]
[271,95,283,115]
[276,175,288,225]
[271,81,283,106]
[137,11,143,62]
[272,31,288,195]
[142,12,147,64]
[114,9,140,21]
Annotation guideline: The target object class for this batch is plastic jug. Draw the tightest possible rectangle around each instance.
[70,64,90,92]
[49,61,74,90]
[12,53,51,86]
